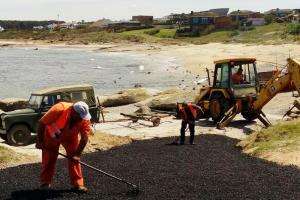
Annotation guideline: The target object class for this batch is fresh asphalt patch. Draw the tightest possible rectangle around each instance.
[0,135,299,200]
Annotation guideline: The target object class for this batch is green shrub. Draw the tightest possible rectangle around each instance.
[287,23,300,35]
[155,29,176,38]
[144,29,160,35]
[264,15,275,25]
[230,30,239,37]
[122,34,145,42]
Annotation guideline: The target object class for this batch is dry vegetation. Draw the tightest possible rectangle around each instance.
[237,119,300,166]
[85,131,133,153]
[0,146,36,169]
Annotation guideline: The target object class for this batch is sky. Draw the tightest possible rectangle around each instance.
[1,0,300,22]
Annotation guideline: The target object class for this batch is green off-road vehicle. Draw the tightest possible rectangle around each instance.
[0,84,100,146]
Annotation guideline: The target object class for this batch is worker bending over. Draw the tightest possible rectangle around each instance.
[36,101,92,193]
[176,102,201,145]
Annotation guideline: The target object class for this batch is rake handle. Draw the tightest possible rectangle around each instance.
[58,152,138,188]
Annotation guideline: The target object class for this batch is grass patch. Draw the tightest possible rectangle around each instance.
[183,30,234,44]
[155,29,176,38]
[238,119,300,155]
[233,23,299,44]
[0,23,298,45]
[287,23,300,35]
[144,28,160,35]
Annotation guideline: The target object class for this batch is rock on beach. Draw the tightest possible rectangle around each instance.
[0,98,29,112]
[98,88,151,107]
[147,88,197,111]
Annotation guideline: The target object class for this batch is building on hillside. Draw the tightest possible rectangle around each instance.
[230,10,252,21]
[105,21,141,32]
[33,26,45,30]
[215,16,235,29]
[154,16,169,24]
[176,10,234,36]
[0,26,5,32]
[248,18,266,26]
[167,13,190,25]
[59,22,78,29]
[132,16,153,26]
[264,8,293,18]
[291,9,300,23]
[47,24,58,30]
[264,8,293,23]
[190,11,216,27]
[208,8,230,16]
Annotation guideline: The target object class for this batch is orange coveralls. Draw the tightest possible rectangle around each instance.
[231,73,243,84]
[40,102,91,187]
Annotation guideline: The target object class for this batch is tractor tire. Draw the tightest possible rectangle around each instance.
[0,134,7,141]
[7,125,32,146]
[242,111,259,122]
[209,94,230,123]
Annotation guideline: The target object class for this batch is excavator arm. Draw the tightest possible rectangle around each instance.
[253,58,300,111]
[288,58,300,94]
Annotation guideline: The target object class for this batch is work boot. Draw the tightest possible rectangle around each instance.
[40,183,51,190]
[72,186,88,193]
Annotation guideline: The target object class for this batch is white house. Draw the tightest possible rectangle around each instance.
[47,24,58,30]
[33,26,44,30]
[0,26,5,32]
[248,18,266,26]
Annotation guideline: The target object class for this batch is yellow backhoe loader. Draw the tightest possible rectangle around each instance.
[195,58,300,129]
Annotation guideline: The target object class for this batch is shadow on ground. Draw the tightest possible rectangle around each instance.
[196,119,257,135]
[0,135,299,200]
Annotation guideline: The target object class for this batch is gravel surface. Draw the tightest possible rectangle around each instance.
[0,134,299,200]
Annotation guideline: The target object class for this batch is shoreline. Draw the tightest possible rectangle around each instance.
[1,39,299,76]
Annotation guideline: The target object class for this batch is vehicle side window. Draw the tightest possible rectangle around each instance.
[215,64,229,88]
[70,91,88,102]
[42,95,61,109]
[232,64,256,86]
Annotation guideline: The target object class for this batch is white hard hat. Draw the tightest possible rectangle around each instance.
[73,101,91,120]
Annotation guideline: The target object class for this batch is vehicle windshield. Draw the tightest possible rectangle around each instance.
[231,62,256,86]
[28,95,43,109]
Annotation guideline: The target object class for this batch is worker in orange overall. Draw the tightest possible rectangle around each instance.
[36,101,92,193]
[176,102,200,145]
[231,68,244,84]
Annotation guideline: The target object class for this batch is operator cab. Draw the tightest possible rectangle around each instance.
[213,58,259,98]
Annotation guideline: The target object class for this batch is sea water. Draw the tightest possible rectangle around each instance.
[0,47,195,99]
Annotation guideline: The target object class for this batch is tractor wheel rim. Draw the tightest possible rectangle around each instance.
[13,130,26,144]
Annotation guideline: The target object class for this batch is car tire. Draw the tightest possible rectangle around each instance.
[7,125,32,146]
[0,134,7,141]
[242,112,259,122]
